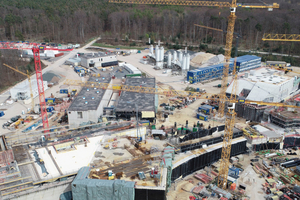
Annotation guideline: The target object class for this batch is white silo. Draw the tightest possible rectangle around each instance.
[167,52,172,67]
[150,45,153,55]
[155,45,159,61]
[160,46,164,62]
[179,51,183,63]
[186,53,190,71]
[182,54,187,71]
[173,51,177,62]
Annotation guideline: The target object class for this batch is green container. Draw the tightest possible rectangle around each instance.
[151,125,156,129]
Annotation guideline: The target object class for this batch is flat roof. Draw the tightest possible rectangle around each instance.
[81,52,116,59]
[68,75,111,111]
[115,78,156,112]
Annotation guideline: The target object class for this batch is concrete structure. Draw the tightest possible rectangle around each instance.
[10,79,48,101]
[226,68,300,102]
[67,75,112,128]
[115,77,157,122]
[80,52,118,68]
[65,57,81,66]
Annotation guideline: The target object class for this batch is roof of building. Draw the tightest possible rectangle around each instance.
[226,68,294,101]
[68,75,111,111]
[123,63,141,74]
[115,78,156,112]
[81,52,116,59]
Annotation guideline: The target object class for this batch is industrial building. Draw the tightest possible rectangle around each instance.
[10,79,48,102]
[67,75,112,128]
[115,77,157,122]
[226,67,300,102]
[80,52,118,68]
[119,63,141,76]
[187,55,261,83]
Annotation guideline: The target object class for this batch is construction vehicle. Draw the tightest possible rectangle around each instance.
[104,144,110,149]
[13,118,24,129]
[108,170,115,180]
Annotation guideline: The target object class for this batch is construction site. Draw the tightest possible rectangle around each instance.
[0,1,300,200]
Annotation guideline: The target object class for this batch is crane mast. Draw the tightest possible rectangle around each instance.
[32,47,49,129]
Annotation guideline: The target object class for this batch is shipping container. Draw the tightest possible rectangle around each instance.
[198,105,214,114]
[45,98,55,103]
[60,89,68,94]
[55,52,64,57]
[197,113,208,121]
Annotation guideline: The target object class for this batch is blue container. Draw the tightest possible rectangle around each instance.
[45,98,55,103]
[47,106,54,112]
[197,113,208,121]
[0,111,4,117]
[198,105,214,114]
[60,89,68,94]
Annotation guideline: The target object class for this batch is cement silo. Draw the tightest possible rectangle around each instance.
[182,54,187,71]
[179,51,183,63]
[186,53,190,71]
[173,51,177,62]
[160,46,164,62]
[167,52,172,67]
[150,45,153,55]
[155,45,159,61]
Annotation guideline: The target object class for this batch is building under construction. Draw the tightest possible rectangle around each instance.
[115,77,157,122]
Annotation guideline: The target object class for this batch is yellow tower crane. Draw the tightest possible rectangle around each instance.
[109,0,279,189]
[3,63,35,112]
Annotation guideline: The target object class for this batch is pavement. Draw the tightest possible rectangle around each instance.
[0,37,100,135]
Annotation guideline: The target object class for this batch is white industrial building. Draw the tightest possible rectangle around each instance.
[22,50,60,58]
[80,52,118,68]
[67,75,113,128]
[119,62,141,75]
[226,68,300,102]
[10,79,48,102]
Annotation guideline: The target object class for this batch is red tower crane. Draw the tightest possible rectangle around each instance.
[0,42,73,129]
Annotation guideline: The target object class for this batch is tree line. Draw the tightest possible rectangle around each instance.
[0,0,299,58]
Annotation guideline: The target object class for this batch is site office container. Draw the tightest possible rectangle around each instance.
[45,98,55,103]
[60,89,68,94]
[197,113,208,121]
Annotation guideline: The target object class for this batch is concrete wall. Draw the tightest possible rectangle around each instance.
[81,55,117,68]
[10,181,72,200]
[68,80,113,128]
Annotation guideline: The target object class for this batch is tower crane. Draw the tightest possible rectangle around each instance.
[3,63,35,112]
[109,0,279,189]
[0,42,73,129]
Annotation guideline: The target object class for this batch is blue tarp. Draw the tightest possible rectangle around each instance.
[0,111,4,117]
